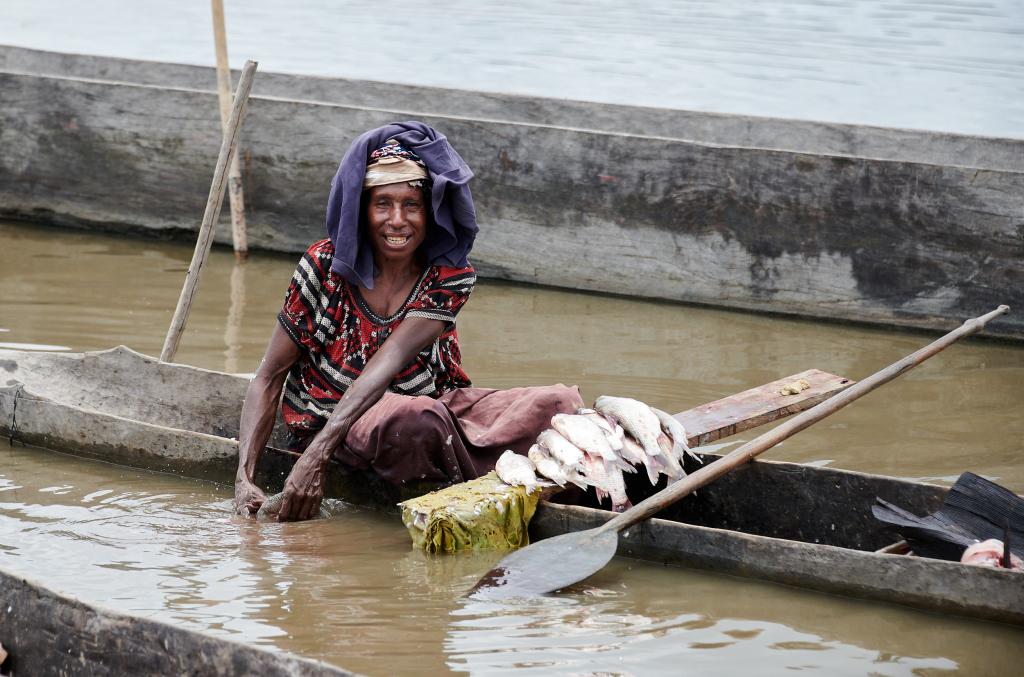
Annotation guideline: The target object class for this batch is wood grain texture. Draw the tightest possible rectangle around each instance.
[675,368,852,447]
[3,45,1021,172]
[0,347,851,513]
[531,500,1024,625]
[0,568,356,676]
[0,69,1021,337]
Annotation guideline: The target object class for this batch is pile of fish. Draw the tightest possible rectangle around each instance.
[493,396,700,512]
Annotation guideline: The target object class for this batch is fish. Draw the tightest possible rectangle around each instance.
[537,429,585,470]
[619,433,649,467]
[650,407,703,467]
[577,408,625,451]
[527,444,568,487]
[622,434,661,485]
[579,452,631,512]
[495,450,539,491]
[960,539,1023,570]
[551,413,620,463]
[255,491,330,521]
[596,396,682,477]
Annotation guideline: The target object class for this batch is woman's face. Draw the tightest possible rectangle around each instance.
[365,182,428,265]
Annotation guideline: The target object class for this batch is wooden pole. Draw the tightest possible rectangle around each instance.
[211,0,248,261]
[160,60,258,363]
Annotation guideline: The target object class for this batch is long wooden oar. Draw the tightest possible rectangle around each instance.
[470,305,1010,596]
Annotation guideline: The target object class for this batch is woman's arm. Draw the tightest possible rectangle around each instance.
[234,324,301,516]
[275,315,446,521]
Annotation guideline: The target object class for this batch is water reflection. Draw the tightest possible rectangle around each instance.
[3,441,1024,674]
[446,582,961,676]
[224,262,248,374]
[2,221,1024,672]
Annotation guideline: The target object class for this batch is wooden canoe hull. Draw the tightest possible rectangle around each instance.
[0,568,355,676]
[2,45,1022,339]
[2,346,1021,625]
[0,346,431,507]
[0,345,849,509]
[532,503,1024,625]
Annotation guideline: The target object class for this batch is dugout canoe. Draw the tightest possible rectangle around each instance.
[1,45,1022,340]
[0,344,851,507]
[1,345,1021,625]
[0,567,355,676]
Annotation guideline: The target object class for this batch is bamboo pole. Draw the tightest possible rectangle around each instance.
[211,0,249,261]
[160,60,258,363]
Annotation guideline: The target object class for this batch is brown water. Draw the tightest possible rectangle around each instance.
[1,220,1023,674]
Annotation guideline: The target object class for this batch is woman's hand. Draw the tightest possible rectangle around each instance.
[274,315,446,521]
[275,446,330,521]
[234,476,268,517]
[234,325,300,517]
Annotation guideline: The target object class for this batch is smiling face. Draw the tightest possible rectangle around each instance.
[364,182,429,267]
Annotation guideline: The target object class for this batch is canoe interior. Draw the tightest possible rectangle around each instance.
[0,568,352,676]
[559,453,948,554]
[0,346,452,509]
[0,345,247,438]
[0,346,971,557]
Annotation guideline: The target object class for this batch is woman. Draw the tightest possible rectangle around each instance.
[234,121,583,520]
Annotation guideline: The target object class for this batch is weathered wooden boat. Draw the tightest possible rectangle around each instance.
[0,568,355,676]
[0,345,849,506]
[2,345,1021,625]
[1,45,1022,340]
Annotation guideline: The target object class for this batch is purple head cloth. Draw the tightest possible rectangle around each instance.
[324,121,478,289]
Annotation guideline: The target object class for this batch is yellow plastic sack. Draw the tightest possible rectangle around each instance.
[399,472,542,553]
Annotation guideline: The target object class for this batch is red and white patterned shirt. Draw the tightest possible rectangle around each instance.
[278,239,475,435]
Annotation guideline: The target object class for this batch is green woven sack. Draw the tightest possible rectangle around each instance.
[399,472,542,553]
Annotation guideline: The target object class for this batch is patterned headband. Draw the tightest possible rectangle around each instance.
[364,140,429,189]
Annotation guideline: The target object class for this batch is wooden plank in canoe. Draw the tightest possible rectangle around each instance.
[529,369,851,503]
[676,368,853,447]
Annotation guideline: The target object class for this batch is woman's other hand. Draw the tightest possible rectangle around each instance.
[235,476,267,517]
[276,449,328,521]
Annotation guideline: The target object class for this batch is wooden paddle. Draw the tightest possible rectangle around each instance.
[470,305,1010,596]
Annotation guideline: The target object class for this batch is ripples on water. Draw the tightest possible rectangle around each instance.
[2,221,1024,672]
[6,443,1018,675]
[3,0,1023,136]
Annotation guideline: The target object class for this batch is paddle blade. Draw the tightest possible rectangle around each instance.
[468,529,619,597]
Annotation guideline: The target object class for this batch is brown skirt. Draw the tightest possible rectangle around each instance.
[293,384,583,486]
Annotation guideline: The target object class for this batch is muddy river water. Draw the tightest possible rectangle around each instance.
[1,220,1022,674]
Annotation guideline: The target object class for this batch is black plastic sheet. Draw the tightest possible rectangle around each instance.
[873,472,1024,561]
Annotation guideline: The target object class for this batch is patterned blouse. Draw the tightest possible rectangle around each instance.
[277,239,475,435]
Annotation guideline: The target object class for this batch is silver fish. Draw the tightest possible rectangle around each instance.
[255,491,330,521]
[527,444,568,487]
[650,407,702,467]
[577,408,625,451]
[622,435,659,484]
[617,431,648,465]
[551,413,619,463]
[495,450,539,490]
[537,429,585,470]
[656,435,685,480]
[595,396,681,477]
[580,452,631,512]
